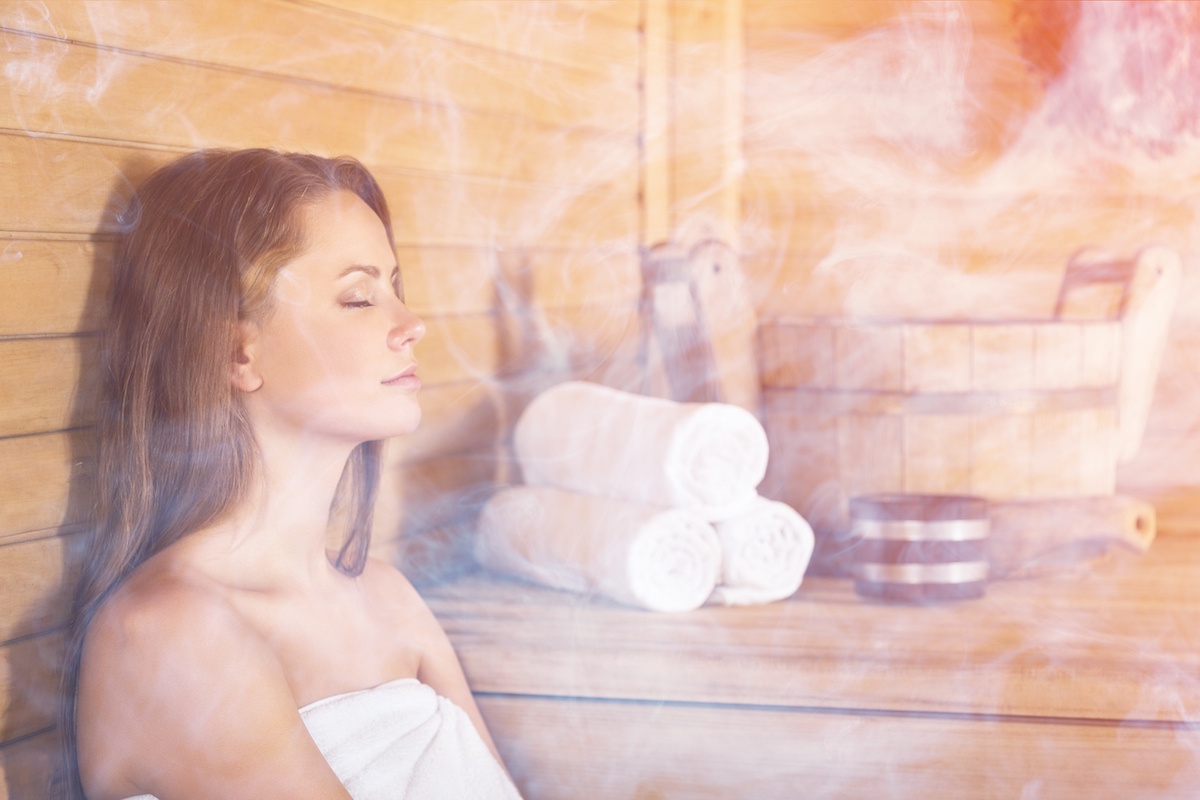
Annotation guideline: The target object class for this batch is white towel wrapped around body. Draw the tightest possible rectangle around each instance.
[513,381,769,521]
[123,678,520,800]
[476,485,722,612]
[709,496,815,606]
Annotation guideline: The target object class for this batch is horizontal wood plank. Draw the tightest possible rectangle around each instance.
[744,0,1013,34]
[0,432,94,544]
[0,532,84,645]
[0,632,63,745]
[427,536,1200,724]
[0,0,637,129]
[304,0,640,74]
[0,323,529,444]
[0,134,636,248]
[0,239,638,338]
[404,245,640,318]
[0,31,634,186]
[376,166,637,249]
[0,239,108,336]
[479,693,1200,800]
[0,338,97,438]
[0,729,56,800]
[417,314,500,386]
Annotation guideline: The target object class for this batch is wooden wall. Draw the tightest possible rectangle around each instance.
[15,0,1199,795]
[742,0,1200,528]
[0,1,648,794]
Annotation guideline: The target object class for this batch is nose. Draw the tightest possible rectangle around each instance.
[387,303,425,351]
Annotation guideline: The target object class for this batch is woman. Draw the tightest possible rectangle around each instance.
[60,150,520,799]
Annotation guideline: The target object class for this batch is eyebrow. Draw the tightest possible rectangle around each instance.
[336,264,397,280]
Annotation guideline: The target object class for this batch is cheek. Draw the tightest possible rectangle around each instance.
[261,316,363,396]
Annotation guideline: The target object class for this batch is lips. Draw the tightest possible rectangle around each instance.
[382,364,420,389]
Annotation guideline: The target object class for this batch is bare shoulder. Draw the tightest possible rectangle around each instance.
[79,568,270,732]
[82,567,265,679]
[77,568,349,800]
[356,556,423,605]
[353,557,447,642]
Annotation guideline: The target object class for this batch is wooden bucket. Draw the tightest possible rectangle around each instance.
[758,247,1181,569]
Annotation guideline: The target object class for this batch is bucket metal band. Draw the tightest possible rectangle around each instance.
[856,560,989,585]
[853,519,989,542]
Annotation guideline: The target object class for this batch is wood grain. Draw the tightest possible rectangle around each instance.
[0,432,94,544]
[1034,323,1083,391]
[0,240,634,334]
[478,692,1200,800]
[0,337,97,439]
[415,314,501,387]
[306,0,640,74]
[834,324,903,391]
[902,414,972,495]
[969,413,1032,500]
[0,30,632,186]
[760,403,840,535]
[837,413,903,497]
[0,729,56,800]
[0,532,84,645]
[0,632,63,746]
[428,536,1200,724]
[0,239,108,337]
[0,0,637,129]
[640,0,671,246]
[758,320,836,389]
[972,324,1035,393]
[0,134,636,248]
[1029,411,1086,497]
[1080,322,1122,388]
[904,323,971,393]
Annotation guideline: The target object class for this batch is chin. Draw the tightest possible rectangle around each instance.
[384,410,422,439]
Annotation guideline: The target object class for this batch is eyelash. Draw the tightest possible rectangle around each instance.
[342,299,373,309]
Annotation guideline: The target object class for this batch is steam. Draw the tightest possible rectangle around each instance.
[7,0,1200,793]
[745,1,1200,325]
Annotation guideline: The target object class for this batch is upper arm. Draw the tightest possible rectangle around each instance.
[77,587,353,800]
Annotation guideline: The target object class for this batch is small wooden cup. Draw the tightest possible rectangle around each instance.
[850,494,989,602]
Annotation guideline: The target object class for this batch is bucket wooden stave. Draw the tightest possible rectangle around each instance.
[759,317,1121,559]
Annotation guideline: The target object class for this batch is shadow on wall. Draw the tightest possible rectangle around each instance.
[391,245,646,588]
[3,156,155,797]
[391,247,564,588]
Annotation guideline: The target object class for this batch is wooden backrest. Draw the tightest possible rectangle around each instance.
[0,2,641,794]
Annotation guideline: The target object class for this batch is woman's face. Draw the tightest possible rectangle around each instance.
[241,189,426,444]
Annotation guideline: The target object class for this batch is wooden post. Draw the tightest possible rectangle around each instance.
[640,0,672,247]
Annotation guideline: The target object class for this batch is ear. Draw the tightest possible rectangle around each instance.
[231,320,264,393]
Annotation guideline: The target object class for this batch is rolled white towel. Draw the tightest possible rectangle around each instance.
[709,496,815,606]
[475,486,722,612]
[513,381,769,521]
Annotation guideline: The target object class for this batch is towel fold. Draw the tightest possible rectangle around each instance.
[708,496,816,606]
[122,679,520,800]
[476,485,722,612]
[513,381,769,521]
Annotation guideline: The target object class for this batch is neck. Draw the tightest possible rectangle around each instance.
[192,425,363,593]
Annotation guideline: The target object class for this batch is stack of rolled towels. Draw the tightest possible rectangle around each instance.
[475,381,815,612]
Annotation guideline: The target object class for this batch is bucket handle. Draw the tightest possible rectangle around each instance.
[1056,246,1182,462]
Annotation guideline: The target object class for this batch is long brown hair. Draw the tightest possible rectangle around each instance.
[59,149,394,798]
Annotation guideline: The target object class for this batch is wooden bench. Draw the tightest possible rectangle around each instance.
[427,534,1200,798]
